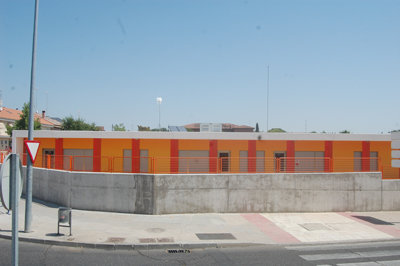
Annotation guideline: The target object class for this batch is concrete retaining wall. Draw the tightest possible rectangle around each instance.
[28,168,154,214]
[28,168,400,214]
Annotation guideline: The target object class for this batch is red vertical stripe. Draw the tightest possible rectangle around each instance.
[93,139,101,172]
[325,141,333,172]
[170,139,179,173]
[55,138,63,170]
[23,138,27,165]
[287,140,295,173]
[248,140,256,173]
[362,141,370,171]
[209,140,218,173]
[132,139,140,173]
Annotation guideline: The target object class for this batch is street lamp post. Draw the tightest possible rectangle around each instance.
[25,0,39,233]
[156,97,162,129]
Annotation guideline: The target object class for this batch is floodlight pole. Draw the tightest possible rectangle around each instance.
[156,97,162,129]
[25,0,39,233]
[158,102,161,129]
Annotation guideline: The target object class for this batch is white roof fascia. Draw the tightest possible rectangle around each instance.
[0,118,17,123]
[13,130,391,141]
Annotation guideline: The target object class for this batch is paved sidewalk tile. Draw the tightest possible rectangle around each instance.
[2,199,400,247]
[261,213,393,243]
[241,213,300,244]
[340,212,400,238]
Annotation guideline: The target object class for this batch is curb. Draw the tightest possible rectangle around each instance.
[0,233,261,250]
[3,233,400,251]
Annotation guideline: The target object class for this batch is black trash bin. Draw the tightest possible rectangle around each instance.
[57,207,72,236]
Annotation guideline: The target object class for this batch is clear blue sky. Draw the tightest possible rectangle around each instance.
[1,0,399,133]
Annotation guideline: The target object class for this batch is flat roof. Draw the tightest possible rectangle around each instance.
[13,130,391,141]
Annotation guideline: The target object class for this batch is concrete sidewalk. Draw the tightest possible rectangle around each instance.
[1,199,400,249]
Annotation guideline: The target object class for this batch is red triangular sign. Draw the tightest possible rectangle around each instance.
[24,140,40,164]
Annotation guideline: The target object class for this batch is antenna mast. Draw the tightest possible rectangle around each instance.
[266,66,270,132]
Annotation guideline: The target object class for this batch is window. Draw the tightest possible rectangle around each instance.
[370,151,378,171]
[294,151,325,172]
[239,150,248,172]
[179,150,209,173]
[256,151,265,172]
[63,149,93,171]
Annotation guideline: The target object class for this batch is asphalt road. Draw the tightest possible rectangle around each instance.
[2,238,400,265]
[0,238,307,266]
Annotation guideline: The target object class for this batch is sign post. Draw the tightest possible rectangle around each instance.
[24,139,40,234]
[11,154,20,266]
[26,0,39,234]
[0,154,23,266]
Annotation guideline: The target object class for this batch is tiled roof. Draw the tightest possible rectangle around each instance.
[184,123,254,130]
[0,107,58,127]
[184,123,200,129]
[0,107,22,121]
[222,123,254,129]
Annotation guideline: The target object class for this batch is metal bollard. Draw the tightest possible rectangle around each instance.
[57,207,72,236]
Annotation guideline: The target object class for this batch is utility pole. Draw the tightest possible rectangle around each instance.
[25,0,39,233]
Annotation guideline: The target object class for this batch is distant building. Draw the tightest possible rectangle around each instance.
[168,126,187,132]
[0,107,61,150]
[184,123,254,132]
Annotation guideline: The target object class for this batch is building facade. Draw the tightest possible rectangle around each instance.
[12,130,399,179]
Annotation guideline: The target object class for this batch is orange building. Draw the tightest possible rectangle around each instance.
[12,130,400,179]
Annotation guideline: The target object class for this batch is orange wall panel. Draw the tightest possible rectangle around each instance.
[179,139,209,150]
[141,139,170,157]
[295,141,324,151]
[36,138,56,150]
[333,141,361,158]
[101,139,131,157]
[63,138,93,149]
[101,139,131,172]
[333,141,362,172]
[256,140,287,157]
[370,141,391,163]
[141,139,170,173]
[217,140,247,158]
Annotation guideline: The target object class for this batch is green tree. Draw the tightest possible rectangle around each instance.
[255,123,259,132]
[137,125,167,131]
[6,103,41,136]
[112,123,126,131]
[268,128,286,133]
[340,130,350,134]
[138,125,150,131]
[151,127,168,132]
[61,116,99,131]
